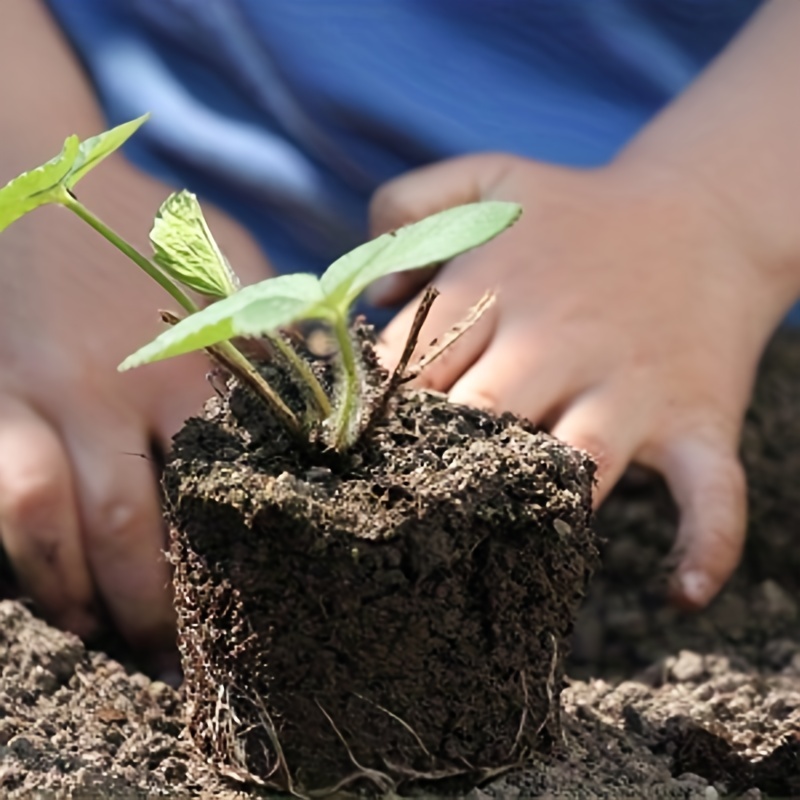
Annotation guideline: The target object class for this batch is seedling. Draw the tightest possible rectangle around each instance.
[0,116,521,449]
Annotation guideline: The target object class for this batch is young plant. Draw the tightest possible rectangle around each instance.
[0,117,521,449]
[0,115,301,431]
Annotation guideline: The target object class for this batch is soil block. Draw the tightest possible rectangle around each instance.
[164,362,598,794]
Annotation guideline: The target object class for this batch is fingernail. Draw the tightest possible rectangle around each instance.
[366,275,398,305]
[679,570,712,607]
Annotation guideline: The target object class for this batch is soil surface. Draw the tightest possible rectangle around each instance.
[2,330,800,799]
[165,370,597,792]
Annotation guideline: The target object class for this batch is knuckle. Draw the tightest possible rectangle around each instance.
[703,450,747,523]
[83,495,142,548]
[369,184,411,232]
[0,465,64,531]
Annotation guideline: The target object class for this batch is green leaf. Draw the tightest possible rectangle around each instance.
[67,114,149,188]
[150,190,239,299]
[0,115,149,234]
[0,135,79,232]
[320,201,522,310]
[119,273,328,370]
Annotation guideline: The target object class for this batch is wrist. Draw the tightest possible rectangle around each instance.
[606,145,800,326]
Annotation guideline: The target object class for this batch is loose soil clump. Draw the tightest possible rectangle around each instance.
[164,351,597,792]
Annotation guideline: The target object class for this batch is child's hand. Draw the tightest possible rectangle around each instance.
[371,154,791,609]
[0,0,273,675]
[0,164,272,674]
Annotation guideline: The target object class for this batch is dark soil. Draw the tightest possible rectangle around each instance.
[2,330,800,798]
[165,371,597,792]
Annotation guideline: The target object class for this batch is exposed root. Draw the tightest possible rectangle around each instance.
[352,691,433,760]
[305,770,395,798]
[314,700,397,796]
[204,683,266,786]
[467,533,490,559]
[192,674,296,795]
[246,687,295,792]
[382,759,471,782]
[534,633,560,741]
[475,763,525,784]
[508,669,530,759]
[382,758,521,786]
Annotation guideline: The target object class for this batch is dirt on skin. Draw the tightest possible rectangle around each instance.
[1,330,800,798]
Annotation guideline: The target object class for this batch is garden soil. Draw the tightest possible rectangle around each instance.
[165,367,597,792]
[2,330,800,799]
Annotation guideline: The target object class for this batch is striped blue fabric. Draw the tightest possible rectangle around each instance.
[45,0,761,283]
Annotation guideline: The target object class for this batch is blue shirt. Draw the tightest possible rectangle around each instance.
[45,0,761,280]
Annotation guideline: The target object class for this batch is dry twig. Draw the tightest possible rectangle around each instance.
[362,286,439,434]
[401,290,496,383]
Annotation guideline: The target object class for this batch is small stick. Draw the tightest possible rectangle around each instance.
[391,285,440,386]
[159,310,301,432]
[362,286,439,434]
[401,290,496,383]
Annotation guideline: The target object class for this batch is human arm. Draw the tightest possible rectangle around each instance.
[371,0,800,608]
[0,0,273,673]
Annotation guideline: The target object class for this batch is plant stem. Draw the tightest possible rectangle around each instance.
[332,317,361,450]
[213,341,301,432]
[66,194,301,432]
[159,311,301,432]
[269,334,332,421]
[63,194,197,314]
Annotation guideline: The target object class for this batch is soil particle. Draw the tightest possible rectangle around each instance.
[0,600,195,799]
[165,375,598,792]
[3,330,800,798]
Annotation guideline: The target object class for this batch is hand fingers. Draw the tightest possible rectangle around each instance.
[549,387,647,507]
[367,154,516,308]
[0,399,97,637]
[366,265,439,307]
[62,405,176,665]
[369,153,514,236]
[643,434,746,609]
[376,274,497,387]
[447,328,586,425]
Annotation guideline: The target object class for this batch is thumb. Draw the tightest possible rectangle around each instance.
[647,436,747,609]
[367,153,515,305]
